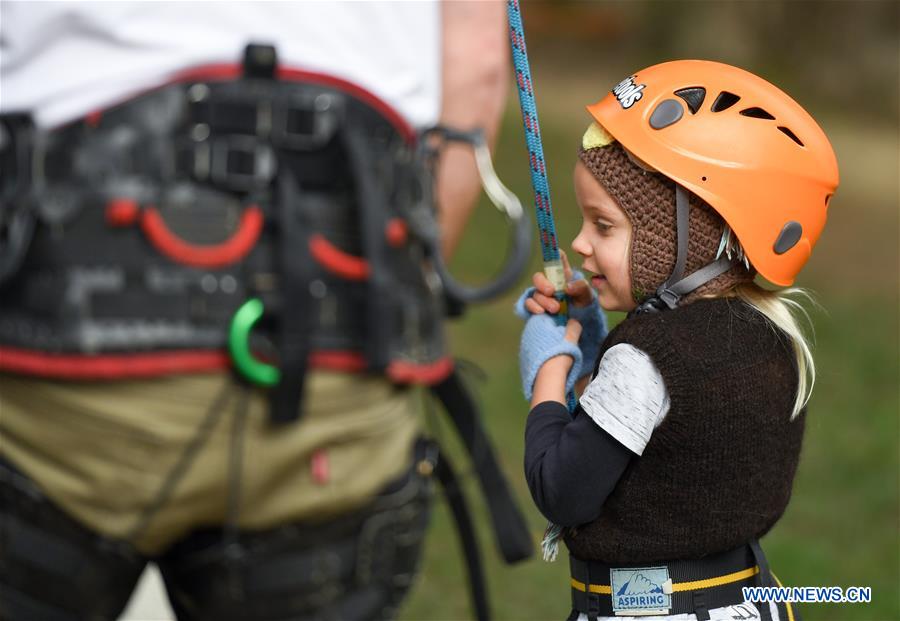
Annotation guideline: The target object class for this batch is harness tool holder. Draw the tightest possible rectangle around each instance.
[0,43,533,620]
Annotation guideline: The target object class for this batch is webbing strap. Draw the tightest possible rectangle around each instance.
[430,370,533,564]
[269,170,313,424]
[665,185,691,287]
[669,256,734,299]
[640,183,737,312]
[434,448,490,621]
[342,123,393,373]
[750,539,775,621]
[570,566,760,595]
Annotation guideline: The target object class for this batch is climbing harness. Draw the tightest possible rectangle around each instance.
[568,540,798,621]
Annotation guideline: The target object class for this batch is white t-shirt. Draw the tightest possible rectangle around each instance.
[579,343,670,456]
[577,344,780,621]
[0,1,441,129]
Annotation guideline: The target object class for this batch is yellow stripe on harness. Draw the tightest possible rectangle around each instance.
[570,578,612,595]
[671,566,760,592]
[571,566,759,596]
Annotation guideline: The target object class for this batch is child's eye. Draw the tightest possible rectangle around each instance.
[594,221,612,233]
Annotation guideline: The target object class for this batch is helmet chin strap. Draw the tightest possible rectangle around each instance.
[634,184,735,315]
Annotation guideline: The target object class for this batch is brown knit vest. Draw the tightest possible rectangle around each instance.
[565,297,805,563]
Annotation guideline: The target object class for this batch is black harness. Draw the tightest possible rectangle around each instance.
[0,45,448,404]
[568,541,799,621]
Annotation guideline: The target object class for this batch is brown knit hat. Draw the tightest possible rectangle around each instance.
[578,142,754,305]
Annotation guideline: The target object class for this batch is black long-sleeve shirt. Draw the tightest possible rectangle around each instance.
[524,401,635,527]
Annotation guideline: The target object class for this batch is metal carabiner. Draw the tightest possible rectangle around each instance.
[471,133,523,221]
[418,126,531,304]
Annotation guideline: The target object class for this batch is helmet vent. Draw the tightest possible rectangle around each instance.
[740,107,776,120]
[774,221,803,255]
[778,126,805,147]
[674,87,706,114]
[711,91,740,112]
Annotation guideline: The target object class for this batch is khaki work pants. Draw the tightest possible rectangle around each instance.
[0,370,419,555]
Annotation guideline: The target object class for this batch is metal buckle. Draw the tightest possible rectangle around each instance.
[272,92,341,150]
[205,135,276,192]
[657,288,681,310]
[187,83,267,137]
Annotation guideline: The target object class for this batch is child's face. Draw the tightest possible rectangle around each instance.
[571,160,636,312]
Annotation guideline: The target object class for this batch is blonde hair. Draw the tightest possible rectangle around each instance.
[715,226,817,420]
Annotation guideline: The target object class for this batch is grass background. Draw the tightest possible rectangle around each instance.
[399,3,899,620]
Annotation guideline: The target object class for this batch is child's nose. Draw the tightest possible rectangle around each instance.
[571,231,591,257]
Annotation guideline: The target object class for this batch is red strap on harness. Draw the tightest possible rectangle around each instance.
[308,350,368,372]
[105,198,141,227]
[387,357,454,385]
[0,347,230,378]
[0,346,451,383]
[140,204,263,268]
[308,234,370,281]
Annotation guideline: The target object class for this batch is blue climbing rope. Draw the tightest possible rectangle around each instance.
[507,0,577,561]
[507,1,566,280]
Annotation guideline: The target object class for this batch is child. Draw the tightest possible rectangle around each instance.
[516,60,838,621]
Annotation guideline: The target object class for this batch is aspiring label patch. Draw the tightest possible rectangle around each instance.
[612,76,646,109]
[610,566,671,616]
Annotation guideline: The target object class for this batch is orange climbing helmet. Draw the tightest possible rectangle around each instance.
[586,59,839,287]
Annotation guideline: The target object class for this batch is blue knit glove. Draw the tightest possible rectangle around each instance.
[514,270,609,381]
[519,313,582,401]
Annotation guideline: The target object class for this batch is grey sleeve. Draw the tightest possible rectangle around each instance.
[578,343,670,456]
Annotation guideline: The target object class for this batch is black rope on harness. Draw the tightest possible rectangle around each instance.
[423,359,491,485]
[431,369,533,564]
[433,449,491,621]
[340,122,394,373]
[125,379,234,545]
[750,539,775,621]
[223,381,251,601]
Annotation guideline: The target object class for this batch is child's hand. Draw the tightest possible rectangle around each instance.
[530,318,584,407]
[514,250,609,380]
[519,313,583,402]
[523,250,593,315]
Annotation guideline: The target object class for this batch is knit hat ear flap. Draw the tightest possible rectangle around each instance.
[578,143,755,304]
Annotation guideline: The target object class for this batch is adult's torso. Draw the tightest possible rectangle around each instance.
[0,1,441,129]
